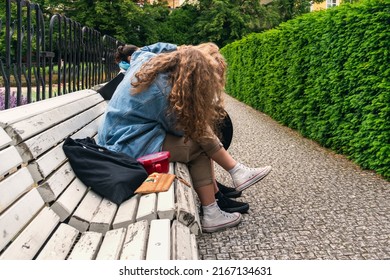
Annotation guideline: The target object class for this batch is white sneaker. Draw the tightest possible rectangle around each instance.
[202,202,242,233]
[230,163,272,192]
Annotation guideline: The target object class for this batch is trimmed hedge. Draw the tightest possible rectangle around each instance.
[221,0,390,180]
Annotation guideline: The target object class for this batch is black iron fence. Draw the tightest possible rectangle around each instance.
[0,0,123,110]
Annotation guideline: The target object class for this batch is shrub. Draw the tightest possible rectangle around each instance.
[221,0,390,179]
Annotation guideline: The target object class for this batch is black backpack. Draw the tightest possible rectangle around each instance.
[63,137,148,205]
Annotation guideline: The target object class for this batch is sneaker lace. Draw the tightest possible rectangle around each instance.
[218,208,236,219]
[241,164,257,172]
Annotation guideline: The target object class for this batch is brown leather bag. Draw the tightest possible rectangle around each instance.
[135,173,175,194]
[135,172,191,194]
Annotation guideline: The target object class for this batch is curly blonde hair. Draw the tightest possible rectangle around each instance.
[131,44,227,143]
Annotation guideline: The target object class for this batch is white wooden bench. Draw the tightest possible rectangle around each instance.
[0,89,201,260]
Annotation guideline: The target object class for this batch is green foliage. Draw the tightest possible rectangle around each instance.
[158,4,201,45]
[1,0,320,48]
[268,0,312,21]
[222,0,390,179]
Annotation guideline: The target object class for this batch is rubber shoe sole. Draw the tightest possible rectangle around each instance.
[235,166,272,192]
[220,203,249,213]
[202,213,242,233]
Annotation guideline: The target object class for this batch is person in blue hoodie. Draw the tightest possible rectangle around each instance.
[113,43,249,213]
[98,42,271,233]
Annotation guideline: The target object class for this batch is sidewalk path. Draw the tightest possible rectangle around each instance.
[196,94,390,260]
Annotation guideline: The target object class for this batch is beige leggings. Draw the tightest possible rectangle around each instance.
[162,133,223,188]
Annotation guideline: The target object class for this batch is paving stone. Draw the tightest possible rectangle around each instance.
[206,248,220,254]
[196,95,390,260]
[216,253,230,259]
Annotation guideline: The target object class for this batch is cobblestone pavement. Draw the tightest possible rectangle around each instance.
[196,94,390,260]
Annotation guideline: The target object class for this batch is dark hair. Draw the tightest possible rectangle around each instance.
[115,44,138,63]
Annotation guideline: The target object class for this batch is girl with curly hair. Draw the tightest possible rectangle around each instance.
[98,42,271,233]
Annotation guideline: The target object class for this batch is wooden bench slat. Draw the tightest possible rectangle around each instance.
[157,163,176,220]
[27,144,67,183]
[0,188,45,252]
[16,102,106,162]
[175,162,202,236]
[175,179,195,226]
[36,223,80,260]
[50,178,89,222]
[0,146,23,177]
[112,194,140,229]
[0,90,99,128]
[175,162,201,235]
[67,231,103,260]
[171,220,195,260]
[68,190,103,232]
[175,162,194,186]
[0,128,11,149]
[136,193,157,222]
[0,167,35,214]
[71,115,103,139]
[188,189,202,236]
[5,95,104,145]
[89,198,118,234]
[190,232,199,260]
[0,207,60,260]
[37,162,75,203]
[120,220,149,260]
[172,165,200,254]
[27,116,103,182]
[95,227,127,260]
[157,183,175,220]
[146,219,171,260]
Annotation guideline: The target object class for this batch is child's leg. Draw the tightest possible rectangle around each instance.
[162,133,242,232]
[200,134,272,192]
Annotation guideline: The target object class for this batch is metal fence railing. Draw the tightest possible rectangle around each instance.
[0,0,123,110]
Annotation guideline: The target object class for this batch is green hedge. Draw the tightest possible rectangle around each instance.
[221,0,390,180]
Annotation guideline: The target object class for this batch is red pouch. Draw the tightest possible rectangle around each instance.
[137,151,170,175]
